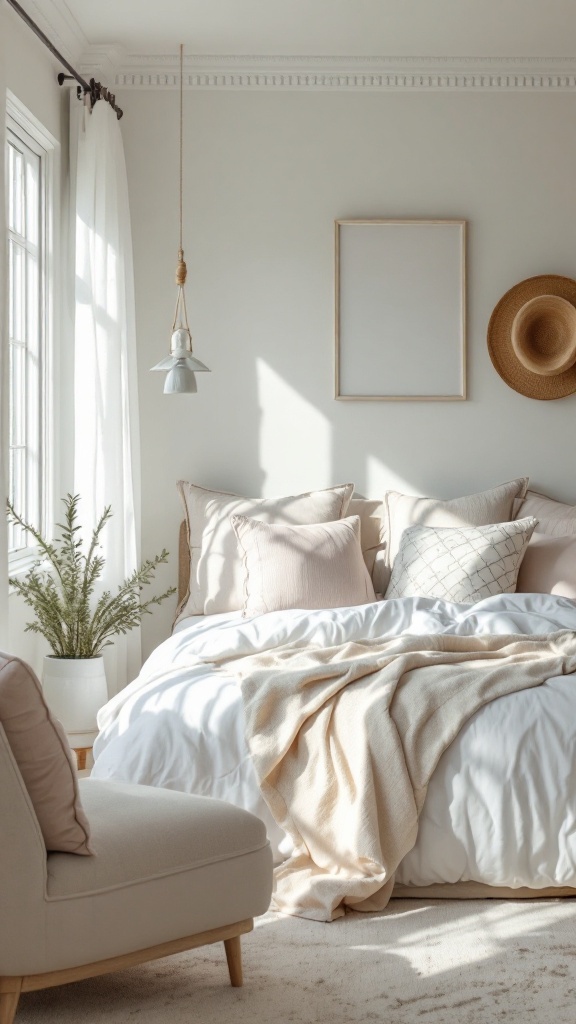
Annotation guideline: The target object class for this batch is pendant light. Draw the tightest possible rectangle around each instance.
[151,43,210,394]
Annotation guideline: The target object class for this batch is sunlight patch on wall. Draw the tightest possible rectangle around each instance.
[365,454,415,497]
[257,359,332,494]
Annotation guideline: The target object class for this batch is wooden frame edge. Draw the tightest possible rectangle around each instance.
[334,218,467,402]
[178,519,188,606]
[392,882,576,900]
[0,918,253,995]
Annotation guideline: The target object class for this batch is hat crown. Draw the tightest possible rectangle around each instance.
[511,294,576,377]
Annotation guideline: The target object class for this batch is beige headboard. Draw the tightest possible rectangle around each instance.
[178,521,188,606]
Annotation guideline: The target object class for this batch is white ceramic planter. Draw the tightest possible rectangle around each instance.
[42,656,108,748]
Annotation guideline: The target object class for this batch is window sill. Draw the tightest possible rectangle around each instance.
[8,550,40,589]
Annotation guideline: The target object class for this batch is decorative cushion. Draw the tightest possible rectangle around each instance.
[0,654,93,855]
[384,479,530,578]
[516,518,576,597]
[231,514,376,616]
[348,496,388,594]
[176,481,354,618]
[516,489,576,523]
[384,518,537,603]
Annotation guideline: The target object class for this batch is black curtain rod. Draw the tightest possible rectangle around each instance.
[6,0,123,119]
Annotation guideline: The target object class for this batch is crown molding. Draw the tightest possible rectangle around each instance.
[18,6,576,94]
[79,44,127,82]
[76,51,576,91]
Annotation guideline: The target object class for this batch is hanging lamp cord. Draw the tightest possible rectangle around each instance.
[176,42,187,288]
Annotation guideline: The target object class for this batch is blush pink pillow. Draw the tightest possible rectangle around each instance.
[516,490,576,524]
[0,654,93,855]
[231,514,376,616]
[516,519,576,598]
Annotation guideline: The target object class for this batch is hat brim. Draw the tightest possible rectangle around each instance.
[487,274,576,400]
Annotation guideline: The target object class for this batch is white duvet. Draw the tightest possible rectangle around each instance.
[92,594,576,889]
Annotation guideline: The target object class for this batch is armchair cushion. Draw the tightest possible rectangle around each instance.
[0,653,92,855]
[48,780,269,896]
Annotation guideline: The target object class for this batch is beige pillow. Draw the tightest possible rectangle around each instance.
[384,478,530,584]
[0,654,93,855]
[384,518,537,603]
[177,481,354,617]
[348,496,388,593]
[517,518,576,597]
[231,514,376,616]
[516,489,576,523]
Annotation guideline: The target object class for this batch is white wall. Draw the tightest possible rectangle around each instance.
[119,86,576,659]
[3,7,70,673]
[4,8,67,143]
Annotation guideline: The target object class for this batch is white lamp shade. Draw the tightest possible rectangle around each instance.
[163,360,197,394]
[151,354,210,374]
[150,355,176,371]
[183,353,210,372]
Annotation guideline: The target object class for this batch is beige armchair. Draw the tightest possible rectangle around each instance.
[0,719,273,1024]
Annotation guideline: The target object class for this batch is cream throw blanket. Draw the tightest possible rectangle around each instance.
[224,630,576,921]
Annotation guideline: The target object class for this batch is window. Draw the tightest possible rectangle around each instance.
[6,101,55,570]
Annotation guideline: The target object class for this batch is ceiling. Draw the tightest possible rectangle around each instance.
[28,0,576,59]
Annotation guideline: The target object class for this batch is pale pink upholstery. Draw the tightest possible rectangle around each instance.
[0,653,92,854]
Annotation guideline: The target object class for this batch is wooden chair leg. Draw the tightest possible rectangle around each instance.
[224,935,243,987]
[0,981,22,1024]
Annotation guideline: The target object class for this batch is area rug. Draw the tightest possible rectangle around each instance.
[15,899,576,1023]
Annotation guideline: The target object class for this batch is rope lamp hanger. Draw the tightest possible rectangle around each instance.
[151,44,210,395]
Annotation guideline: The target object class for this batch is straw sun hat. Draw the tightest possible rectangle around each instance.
[487,275,576,400]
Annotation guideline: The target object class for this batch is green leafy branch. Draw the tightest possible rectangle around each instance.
[7,495,176,659]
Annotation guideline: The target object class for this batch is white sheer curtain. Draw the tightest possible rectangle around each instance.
[0,11,9,648]
[73,99,141,695]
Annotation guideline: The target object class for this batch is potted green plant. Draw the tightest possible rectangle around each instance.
[7,494,175,746]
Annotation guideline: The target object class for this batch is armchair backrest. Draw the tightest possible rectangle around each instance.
[0,723,48,965]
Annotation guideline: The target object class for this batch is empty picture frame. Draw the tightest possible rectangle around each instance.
[335,219,466,400]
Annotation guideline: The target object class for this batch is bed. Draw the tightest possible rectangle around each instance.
[91,478,576,915]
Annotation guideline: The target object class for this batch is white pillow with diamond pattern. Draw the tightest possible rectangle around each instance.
[385,518,538,603]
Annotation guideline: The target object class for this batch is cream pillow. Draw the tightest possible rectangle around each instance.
[0,654,93,855]
[176,481,354,617]
[384,478,530,584]
[348,496,388,595]
[517,518,576,597]
[231,514,376,616]
[384,518,537,603]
